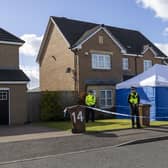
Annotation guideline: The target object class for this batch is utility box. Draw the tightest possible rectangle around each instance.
[139,104,151,127]
[68,105,86,133]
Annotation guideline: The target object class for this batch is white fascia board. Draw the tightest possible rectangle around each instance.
[123,53,143,57]
[72,27,102,50]
[50,17,70,47]
[72,44,82,50]
[142,47,165,59]
[0,41,23,46]
[155,56,166,59]
[72,26,127,54]
[0,81,28,84]
[142,47,157,56]
[0,88,10,90]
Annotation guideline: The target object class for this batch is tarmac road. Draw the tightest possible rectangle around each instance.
[0,139,168,168]
[0,127,168,168]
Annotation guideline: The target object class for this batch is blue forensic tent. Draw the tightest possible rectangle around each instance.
[116,64,168,121]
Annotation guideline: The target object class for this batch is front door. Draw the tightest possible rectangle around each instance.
[0,90,9,125]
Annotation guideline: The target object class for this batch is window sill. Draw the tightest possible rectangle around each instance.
[92,68,111,71]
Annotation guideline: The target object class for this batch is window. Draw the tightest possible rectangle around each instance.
[92,54,111,70]
[99,90,112,108]
[99,36,104,44]
[144,60,152,71]
[122,58,128,70]
[0,91,8,100]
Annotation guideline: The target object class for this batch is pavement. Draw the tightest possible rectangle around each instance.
[0,124,168,144]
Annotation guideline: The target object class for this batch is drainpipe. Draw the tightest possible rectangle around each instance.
[72,49,79,94]
[134,56,137,75]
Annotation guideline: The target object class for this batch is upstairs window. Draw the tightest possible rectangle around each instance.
[122,58,129,70]
[92,54,111,70]
[144,60,152,71]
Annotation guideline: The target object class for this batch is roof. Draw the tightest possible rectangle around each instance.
[116,64,168,89]
[0,28,24,44]
[51,16,166,57]
[72,25,101,48]
[85,79,117,85]
[0,69,30,82]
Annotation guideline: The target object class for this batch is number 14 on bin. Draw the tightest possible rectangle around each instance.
[71,111,84,123]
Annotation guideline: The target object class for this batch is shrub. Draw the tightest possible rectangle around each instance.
[40,91,64,121]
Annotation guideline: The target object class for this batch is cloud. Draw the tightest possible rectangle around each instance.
[163,27,168,36]
[20,65,39,89]
[20,34,43,57]
[137,0,168,20]
[155,43,168,56]
[19,33,42,89]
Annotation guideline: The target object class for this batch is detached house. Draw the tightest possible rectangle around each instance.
[0,28,29,125]
[37,16,167,109]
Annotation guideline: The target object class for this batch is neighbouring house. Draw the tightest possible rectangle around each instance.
[37,16,167,109]
[0,28,29,125]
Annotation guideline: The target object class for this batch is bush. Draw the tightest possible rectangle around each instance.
[40,91,64,121]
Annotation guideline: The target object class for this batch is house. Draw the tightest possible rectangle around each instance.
[37,16,167,109]
[0,28,29,125]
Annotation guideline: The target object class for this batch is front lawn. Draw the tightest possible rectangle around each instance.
[37,119,168,132]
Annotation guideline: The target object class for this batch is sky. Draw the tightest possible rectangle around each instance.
[0,0,168,89]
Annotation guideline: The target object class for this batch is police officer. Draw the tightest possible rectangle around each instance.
[128,86,141,128]
[85,90,96,123]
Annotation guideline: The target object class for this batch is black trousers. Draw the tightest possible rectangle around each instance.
[85,106,95,123]
[130,104,140,128]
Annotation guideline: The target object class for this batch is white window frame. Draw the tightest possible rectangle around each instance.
[99,90,112,108]
[144,60,152,71]
[0,90,8,100]
[122,58,129,70]
[91,53,111,70]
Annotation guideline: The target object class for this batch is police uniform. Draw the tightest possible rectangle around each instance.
[85,92,96,122]
[128,88,141,128]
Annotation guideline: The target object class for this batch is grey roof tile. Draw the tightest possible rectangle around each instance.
[0,69,29,81]
[0,28,24,44]
[51,16,166,57]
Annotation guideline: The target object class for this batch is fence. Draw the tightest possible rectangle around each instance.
[27,91,78,122]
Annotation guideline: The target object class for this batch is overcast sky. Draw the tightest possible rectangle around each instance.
[1,0,168,89]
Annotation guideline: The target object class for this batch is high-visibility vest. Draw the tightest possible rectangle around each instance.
[85,94,96,106]
[129,92,139,104]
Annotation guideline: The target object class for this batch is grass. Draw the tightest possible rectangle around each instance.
[36,119,168,132]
